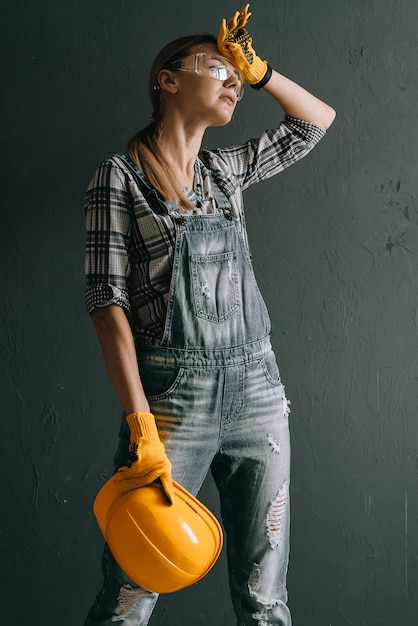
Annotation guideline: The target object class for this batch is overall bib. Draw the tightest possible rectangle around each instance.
[85,165,292,626]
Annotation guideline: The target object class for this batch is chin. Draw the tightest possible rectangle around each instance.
[210,112,234,127]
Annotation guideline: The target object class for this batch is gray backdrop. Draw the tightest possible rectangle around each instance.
[2,0,418,624]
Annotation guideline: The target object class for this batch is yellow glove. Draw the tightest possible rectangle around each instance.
[116,412,175,504]
[217,3,272,88]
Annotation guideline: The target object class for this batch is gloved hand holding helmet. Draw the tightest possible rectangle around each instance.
[217,3,272,89]
[116,411,175,504]
[93,411,223,593]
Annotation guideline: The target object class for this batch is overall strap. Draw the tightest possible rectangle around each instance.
[198,149,250,253]
[112,152,178,215]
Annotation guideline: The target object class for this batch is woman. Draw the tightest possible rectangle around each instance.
[84,5,335,625]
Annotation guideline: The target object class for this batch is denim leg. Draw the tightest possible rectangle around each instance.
[211,352,292,626]
[84,545,159,626]
[84,365,225,625]
[147,365,225,495]
[84,417,160,626]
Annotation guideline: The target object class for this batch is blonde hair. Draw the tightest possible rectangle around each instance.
[127,35,217,210]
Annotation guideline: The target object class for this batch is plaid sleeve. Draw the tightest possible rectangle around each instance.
[84,159,132,314]
[213,115,326,190]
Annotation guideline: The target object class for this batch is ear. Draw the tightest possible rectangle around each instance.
[157,69,179,94]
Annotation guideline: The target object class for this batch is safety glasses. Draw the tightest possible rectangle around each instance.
[169,52,244,101]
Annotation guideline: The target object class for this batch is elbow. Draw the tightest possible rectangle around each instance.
[321,105,336,131]
[91,306,109,328]
[91,304,124,334]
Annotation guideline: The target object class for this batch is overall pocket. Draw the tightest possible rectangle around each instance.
[190,250,240,323]
[140,362,185,400]
[261,350,282,386]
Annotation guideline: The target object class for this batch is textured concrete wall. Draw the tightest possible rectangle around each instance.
[2,1,418,624]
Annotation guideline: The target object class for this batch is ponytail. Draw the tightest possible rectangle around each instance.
[127,121,195,211]
[127,34,217,211]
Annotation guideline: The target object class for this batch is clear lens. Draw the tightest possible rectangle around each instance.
[171,53,244,101]
[196,54,244,100]
[207,65,229,81]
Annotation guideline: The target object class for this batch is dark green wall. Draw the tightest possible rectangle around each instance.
[2,1,418,624]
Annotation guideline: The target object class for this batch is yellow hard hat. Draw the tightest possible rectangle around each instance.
[93,474,223,593]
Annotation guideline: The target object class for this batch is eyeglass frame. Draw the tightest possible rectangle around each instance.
[155,52,244,101]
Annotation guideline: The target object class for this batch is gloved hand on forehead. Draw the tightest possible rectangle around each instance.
[116,411,175,504]
[217,3,271,88]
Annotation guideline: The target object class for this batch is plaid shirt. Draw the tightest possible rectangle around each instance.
[85,115,325,345]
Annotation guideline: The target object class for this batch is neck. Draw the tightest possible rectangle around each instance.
[158,110,206,188]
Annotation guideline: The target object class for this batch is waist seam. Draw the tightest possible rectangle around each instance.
[137,336,272,367]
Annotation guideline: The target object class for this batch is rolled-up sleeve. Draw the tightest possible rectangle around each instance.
[213,115,326,190]
[84,160,132,314]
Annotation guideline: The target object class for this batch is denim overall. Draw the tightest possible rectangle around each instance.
[85,163,292,626]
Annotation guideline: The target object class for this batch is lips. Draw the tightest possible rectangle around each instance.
[220,94,236,106]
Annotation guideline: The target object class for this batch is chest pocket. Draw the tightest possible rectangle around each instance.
[190,250,240,323]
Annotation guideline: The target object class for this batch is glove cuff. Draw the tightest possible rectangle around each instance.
[126,412,159,441]
[250,63,272,90]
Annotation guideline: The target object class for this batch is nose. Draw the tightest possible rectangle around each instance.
[224,72,241,98]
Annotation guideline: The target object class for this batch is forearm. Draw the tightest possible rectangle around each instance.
[91,304,150,414]
[263,69,336,130]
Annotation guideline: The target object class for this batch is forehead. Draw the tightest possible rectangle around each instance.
[193,42,221,55]
[193,43,239,71]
